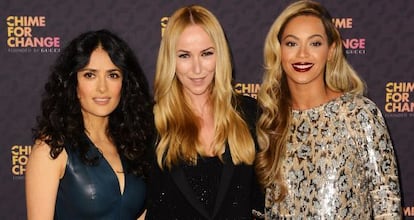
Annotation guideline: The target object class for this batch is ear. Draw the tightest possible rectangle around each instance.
[327,42,336,62]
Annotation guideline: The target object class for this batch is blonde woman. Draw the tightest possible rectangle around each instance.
[256,0,401,219]
[145,4,264,219]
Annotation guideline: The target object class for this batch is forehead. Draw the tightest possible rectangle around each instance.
[283,15,326,36]
[176,25,213,48]
[80,47,119,71]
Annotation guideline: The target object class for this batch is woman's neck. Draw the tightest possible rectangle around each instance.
[290,86,342,110]
[83,116,109,142]
[186,93,212,118]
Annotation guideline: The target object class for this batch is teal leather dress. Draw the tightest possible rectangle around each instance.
[54,135,146,220]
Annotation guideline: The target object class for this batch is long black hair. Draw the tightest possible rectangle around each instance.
[33,29,154,177]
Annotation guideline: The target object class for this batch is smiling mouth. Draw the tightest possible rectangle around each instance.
[292,63,314,72]
[190,76,206,83]
[93,98,110,104]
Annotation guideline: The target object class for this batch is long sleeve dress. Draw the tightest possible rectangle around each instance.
[265,93,402,219]
[146,95,264,220]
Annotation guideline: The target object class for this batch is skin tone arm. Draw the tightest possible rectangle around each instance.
[25,140,67,220]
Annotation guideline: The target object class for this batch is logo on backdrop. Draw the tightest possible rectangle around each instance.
[234,83,260,99]
[6,15,61,53]
[404,206,414,217]
[333,18,366,55]
[11,145,32,179]
[384,81,414,117]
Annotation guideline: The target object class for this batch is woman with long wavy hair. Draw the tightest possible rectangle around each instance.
[26,29,154,220]
[256,0,401,219]
[145,4,264,219]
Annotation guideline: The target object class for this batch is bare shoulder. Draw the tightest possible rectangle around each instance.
[27,140,67,178]
[31,140,53,155]
[26,140,68,219]
[29,140,61,161]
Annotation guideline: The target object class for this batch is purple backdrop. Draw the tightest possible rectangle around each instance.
[1,0,413,219]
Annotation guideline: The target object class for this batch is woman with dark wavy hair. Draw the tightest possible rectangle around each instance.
[25,29,154,220]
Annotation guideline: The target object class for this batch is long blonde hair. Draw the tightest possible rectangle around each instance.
[256,0,365,202]
[154,5,255,169]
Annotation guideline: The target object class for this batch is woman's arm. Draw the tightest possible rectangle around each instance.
[362,102,402,219]
[25,140,67,220]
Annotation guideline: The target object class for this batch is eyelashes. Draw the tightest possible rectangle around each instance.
[284,41,323,47]
[177,49,215,59]
[79,71,122,79]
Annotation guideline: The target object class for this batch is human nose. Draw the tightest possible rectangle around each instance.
[297,45,309,58]
[97,76,107,93]
[192,56,201,74]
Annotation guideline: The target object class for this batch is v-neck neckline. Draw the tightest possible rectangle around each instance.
[84,133,126,195]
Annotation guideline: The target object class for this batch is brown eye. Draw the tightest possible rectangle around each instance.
[178,53,190,59]
[109,72,121,79]
[83,72,94,78]
[311,41,322,47]
[202,51,214,57]
[286,41,296,47]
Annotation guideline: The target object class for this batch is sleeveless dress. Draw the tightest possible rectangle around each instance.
[54,134,146,220]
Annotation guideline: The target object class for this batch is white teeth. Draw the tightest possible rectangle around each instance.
[293,64,313,69]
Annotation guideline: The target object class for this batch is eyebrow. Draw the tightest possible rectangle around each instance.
[176,46,215,53]
[282,34,325,41]
[78,68,121,72]
[202,47,215,51]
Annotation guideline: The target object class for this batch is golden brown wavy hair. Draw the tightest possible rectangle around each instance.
[256,0,365,202]
[154,5,255,169]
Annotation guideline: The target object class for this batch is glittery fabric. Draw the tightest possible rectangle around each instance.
[145,95,265,219]
[145,150,265,219]
[182,156,222,215]
[265,93,402,219]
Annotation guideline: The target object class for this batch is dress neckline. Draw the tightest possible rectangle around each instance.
[292,93,348,114]
[83,132,126,196]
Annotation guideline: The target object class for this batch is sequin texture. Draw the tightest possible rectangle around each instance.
[183,156,222,214]
[265,93,402,219]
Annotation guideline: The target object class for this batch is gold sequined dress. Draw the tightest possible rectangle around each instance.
[265,93,402,219]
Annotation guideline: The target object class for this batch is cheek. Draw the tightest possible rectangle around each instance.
[281,49,291,65]
[115,84,123,97]
[76,84,87,99]
[321,52,330,63]
[281,56,291,71]
[204,59,216,72]
[313,55,329,70]
[76,88,88,109]
[109,81,123,96]
[76,81,96,100]
[175,61,188,75]
[174,72,186,84]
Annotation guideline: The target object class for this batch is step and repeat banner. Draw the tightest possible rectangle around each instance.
[1,0,413,219]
